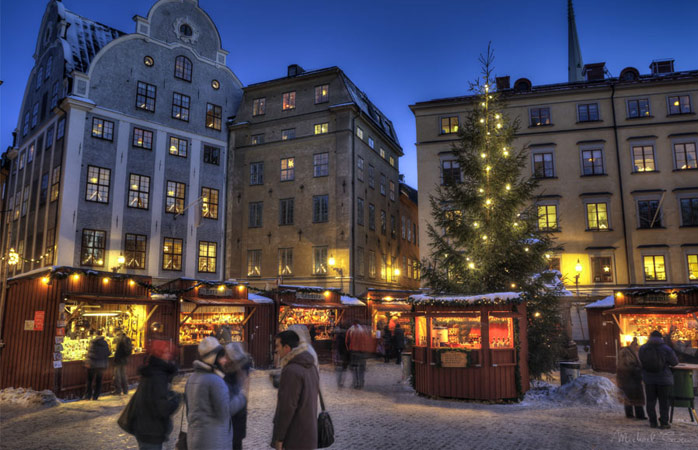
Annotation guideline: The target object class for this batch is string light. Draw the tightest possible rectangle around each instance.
[129,280,136,287]
[485,198,492,206]
[102,277,109,284]
[480,153,486,159]
[482,235,488,241]
[473,222,479,228]
[479,188,484,193]
[503,150,509,157]
[479,118,485,123]
[468,262,475,269]
[496,123,502,129]
[524,247,529,252]
[495,114,501,119]
[485,165,491,172]
[505,184,511,190]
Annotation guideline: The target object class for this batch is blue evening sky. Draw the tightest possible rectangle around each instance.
[2,0,697,187]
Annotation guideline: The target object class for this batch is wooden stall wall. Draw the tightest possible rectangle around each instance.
[341,305,368,326]
[246,303,275,369]
[586,307,620,373]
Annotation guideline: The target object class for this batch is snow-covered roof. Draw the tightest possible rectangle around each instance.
[278,284,339,292]
[341,73,400,148]
[543,270,573,297]
[248,293,273,304]
[585,295,615,309]
[57,2,124,73]
[340,295,365,306]
[151,293,177,301]
[410,291,521,305]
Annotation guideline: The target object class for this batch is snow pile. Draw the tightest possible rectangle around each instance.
[523,375,621,409]
[0,387,60,408]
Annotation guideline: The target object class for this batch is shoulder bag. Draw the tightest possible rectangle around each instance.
[317,383,335,448]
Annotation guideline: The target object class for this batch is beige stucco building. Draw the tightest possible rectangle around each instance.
[411,61,698,296]
[226,65,419,295]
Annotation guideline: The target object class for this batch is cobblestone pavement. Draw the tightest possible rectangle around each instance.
[1,359,696,449]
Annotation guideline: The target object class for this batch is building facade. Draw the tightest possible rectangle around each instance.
[411,61,698,296]
[3,0,242,281]
[226,66,419,294]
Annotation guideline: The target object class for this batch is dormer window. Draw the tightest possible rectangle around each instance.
[180,24,192,37]
[174,56,192,82]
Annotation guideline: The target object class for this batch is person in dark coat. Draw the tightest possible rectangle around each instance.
[132,340,181,450]
[272,330,319,450]
[332,325,349,388]
[223,342,252,450]
[112,328,132,395]
[616,338,646,420]
[84,329,111,400]
[382,325,392,363]
[392,323,405,365]
[638,330,679,429]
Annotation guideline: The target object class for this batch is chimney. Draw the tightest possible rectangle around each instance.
[582,63,606,81]
[495,76,510,90]
[649,59,675,75]
[287,64,305,77]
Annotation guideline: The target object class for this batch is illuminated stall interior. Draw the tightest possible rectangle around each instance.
[278,306,335,340]
[179,303,245,344]
[618,313,698,347]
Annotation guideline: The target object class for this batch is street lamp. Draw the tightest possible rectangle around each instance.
[328,256,343,291]
[574,259,582,297]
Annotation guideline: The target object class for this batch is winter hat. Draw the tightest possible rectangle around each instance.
[225,342,248,364]
[199,336,224,365]
[150,339,175,360]
[650,330,662,338]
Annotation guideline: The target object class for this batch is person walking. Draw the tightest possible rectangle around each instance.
[638,330,679,429]
[382,324,392,364]
[112,328,133,395]
[185,336,247,449]
[392,323,405,365]
[616,338,646,420]
[131,340,181,450]
[346,321,371,389]
[272,330,319,450]
[332,324,349,388]
[84,329,111,400]
[223,342,252,450]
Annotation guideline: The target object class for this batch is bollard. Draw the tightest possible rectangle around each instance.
[559,361,580,385]
[401,352,412,381]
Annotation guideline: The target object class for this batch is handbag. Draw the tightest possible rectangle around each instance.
[317,385,335,448]
[117,392,137,434]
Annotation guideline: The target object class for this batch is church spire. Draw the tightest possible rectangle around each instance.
[568,0,584,82]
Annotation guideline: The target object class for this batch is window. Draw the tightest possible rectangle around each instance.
[680,198,698,226]
[390,215,396,239]
[313,195,328,223]
[379,148,385,158]
[401,216,406,239]
[389,181,396,201]
[668,95,691,115]
[37,67,43,89]
[91,118,114,140]
[31,103,39,128]
[19,151,25,170]
[380,210,386,234]
[627,98,650,118]
[357,197,364,226]
[247,250,261,277]
[86,166,110,203]
[632,145,655,172]
[537,205,558,230]
[163,238,183,271]
[356,126,364,140]
[314,153,329,177]
[56,118,65,139]
[169,136,188,157]
[368,165,375,188]
[180,24,192,36]
[81,229,106,266]
[203,145,220,165]
[368,250,376,278]
[280,158,294,181]
[368,137,375,149]
[21,186,29,217]
[688,254,698,281]
[315,84,329,103]
[441,160,461,185]
[28,144,34,164]
[281,129,295,140]
[206,103,222,130]
[279,248,293,276]
[133,128,153,149]
[128,174,150,209]
[389,156,395,167]
[46,56,53,77]
[279,198,294,225]
[251,134,264,145]
[643,255,666,281]
[357,247,365,277]
[413,223,418,245]
[39,173,48,205]
[136,81,156,111]
[174,56,192,82]
[45,127,54,150]
[313,247,327,275]
[201,187,219,219]
[638,200,661,228]
[22,112,30,136]
[368,204,375,230]
[125,234,147,269]
[172,92,190,121]
[198,241,217,273]
[50,166,60,201]
[380,174,386,196]
[591,257,613,282]
[533,152,554,178]
[380,254,387,280]
[314,123,328,135]
[14,193,20,220]
[282,92,296,110]
[50,82,59,109]
[577,103,599,122]
[586,202,609,230]
[45,228,55,266]
[165,181,186,214]
[441,116,459,134]
[252,98,265,116]
[530,107,551,126]
[581,149,604,175]
[249,202,263,227]
[250,162,264,185]
[674,142,697,170]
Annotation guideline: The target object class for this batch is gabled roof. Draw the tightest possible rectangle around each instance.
[56,1,125,74]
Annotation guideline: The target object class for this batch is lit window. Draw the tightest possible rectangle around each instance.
[136,81,156,111]
[627,99,650,118]
[632,145,655,172]
[674,142,697,170]
[591,257,613,282]
[315,84,329,103]
[81,229,106,267]
[537,205,557,230]
[91,118,114,141]
[247,250,262,277]
[133,128,153,149]
[281,129,296,140]
[356,126,364,140]
[44,228,55,266]
[314,123,328,135]
[280,158,294,181]
[441,116,459,134]
[85,166,110,203]
[581,149,604,175]
[586,202,609,230]
[313,153,329,177]
[172,92,190,121]
[198,241,217,273]
[169,136,188,157]
[643,255,666,281]
[389,156,395,167]
[251,134,264,145]
[282,91,296,110]
[128,174,150,209]
[206,103,222,130]
[166,181,186,214]
[174,56,192,82]
[253,98,266,116]
[668,95,691,115]
[577,103,599,122]
[201,187,219,220]
[50,165,60,202]
[379,147,385,158]
[688,254,698,280]
[279,248,293,276]
[163,238,183,271]
[530,107,551,126]
[313,246,328,275]
[125,233,147,269]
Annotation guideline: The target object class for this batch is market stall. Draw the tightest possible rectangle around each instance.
[363,289,418,339]
[409,292,529,401]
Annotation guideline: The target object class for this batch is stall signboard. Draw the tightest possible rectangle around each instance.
[440,351,468,368]
[55,327,65,336]
[635,293,678,305]
[53,361,62,369]
[296,292,326,301]
[199,288,233,297]
[34,311,45,331]
[24,320,35,331]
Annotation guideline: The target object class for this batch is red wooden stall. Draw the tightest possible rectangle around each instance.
[410,292,529,401]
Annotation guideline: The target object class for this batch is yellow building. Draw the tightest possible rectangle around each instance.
[411,61,698,296]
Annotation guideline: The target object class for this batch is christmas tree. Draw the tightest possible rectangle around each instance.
[421,45,564,378]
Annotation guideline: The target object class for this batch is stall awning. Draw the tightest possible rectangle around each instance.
[182,297,256,306]
[281,300,346,309]
[372,302,411,312]
[603,306,698,315]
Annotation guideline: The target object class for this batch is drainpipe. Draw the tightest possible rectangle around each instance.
[350,113,356,296]
[610,82,633,286]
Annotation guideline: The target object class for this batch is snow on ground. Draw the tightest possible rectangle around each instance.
[0,387,60,408]
[522,375,621,409]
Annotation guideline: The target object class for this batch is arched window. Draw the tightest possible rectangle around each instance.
[174,56,192,82]
[179,24,192,37]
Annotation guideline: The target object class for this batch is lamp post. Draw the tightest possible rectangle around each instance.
[574,259,582,297]
[328,256,343,291]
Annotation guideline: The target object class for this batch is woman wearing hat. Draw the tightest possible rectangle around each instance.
[223,343,252,450]
[185,336,247,449]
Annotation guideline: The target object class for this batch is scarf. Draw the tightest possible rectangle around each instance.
[192,359,226,378]
[279,341,319,369]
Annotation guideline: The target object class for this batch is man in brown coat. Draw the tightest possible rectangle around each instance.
[272,330,319,450]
